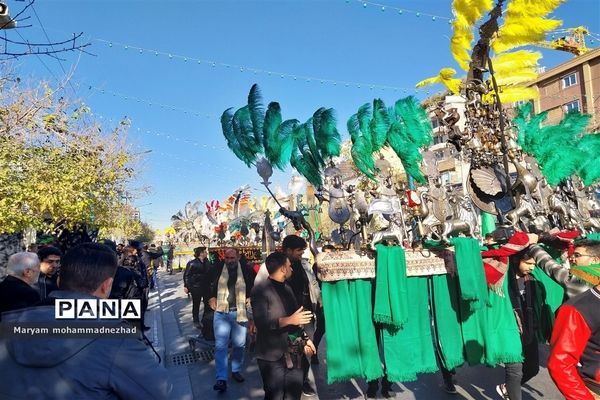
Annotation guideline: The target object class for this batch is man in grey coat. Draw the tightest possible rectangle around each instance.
[0,243,171,400]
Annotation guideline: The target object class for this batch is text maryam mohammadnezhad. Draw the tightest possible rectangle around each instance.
[1,322,139,339]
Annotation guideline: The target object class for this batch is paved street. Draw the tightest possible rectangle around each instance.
[147,269,563,400]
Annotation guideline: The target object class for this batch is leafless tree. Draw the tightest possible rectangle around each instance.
[0,0,91,60]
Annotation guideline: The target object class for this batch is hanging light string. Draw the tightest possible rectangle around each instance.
[87,111,228,151]
[94,38,420,92]
[350,0,452,22]
[88,86,215,118]
[152,150,238,174]
[88,81,430,121]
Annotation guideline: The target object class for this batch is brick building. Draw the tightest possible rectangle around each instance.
[528,47,600,130]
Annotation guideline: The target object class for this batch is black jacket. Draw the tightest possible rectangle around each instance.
[0,290,172,399]
[508,272,538,345]
[209,262,255,299]
[33,273,58,302]
[110,266,143,300]
[0,276,40,320]
[183,258,213,289]
[251,278,303,361]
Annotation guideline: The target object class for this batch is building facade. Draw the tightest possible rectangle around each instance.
[528,47,600,130]
[426,48,600,188]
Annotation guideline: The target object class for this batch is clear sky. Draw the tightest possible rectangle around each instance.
[9,0,600,229]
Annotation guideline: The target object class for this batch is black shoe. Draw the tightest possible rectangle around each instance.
[143,325,151,332]
[232,372,245,383]
[302,381,316,397]
[213,380,227,392]
[366,382,378,399]
[381,389,396,399]
[444,379,457,395]
[311,355,319,365]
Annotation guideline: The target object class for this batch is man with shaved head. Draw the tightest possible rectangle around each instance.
[208,248,256,393]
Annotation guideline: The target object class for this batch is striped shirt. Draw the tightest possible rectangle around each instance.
[529,245,591,299]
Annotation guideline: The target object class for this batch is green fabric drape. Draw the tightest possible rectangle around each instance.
[483,277,524,366]
[450,237,488,310]
[322,280,362,383]
[383,276,438,382]
[349,279,384,382]
[457,280,488,365]
[586,232,600,240]
[531,267,565,343]
[480,211,497,236]
[432,273,465,370]
[373,244,408,329]
[322,279,383,384]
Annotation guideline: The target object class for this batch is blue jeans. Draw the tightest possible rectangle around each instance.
[214,311,247,381]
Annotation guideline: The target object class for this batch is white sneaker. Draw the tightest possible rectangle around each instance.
[496,384,510,400]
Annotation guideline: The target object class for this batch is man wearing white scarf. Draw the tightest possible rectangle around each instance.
[208,248,255,393]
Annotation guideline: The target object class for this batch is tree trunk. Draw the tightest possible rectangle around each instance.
[0,233,23,279]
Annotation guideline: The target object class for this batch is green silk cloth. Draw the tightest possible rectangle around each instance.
[450,237,488,311]
[447,238,522,366]
[482,277,524,366]
[373,244,408,329]
[480,211,497,236]
[530,267,565,343]
[383,276,438,382]
[431,273,466,370]
[349,279,384,382]
[321,279,383,383]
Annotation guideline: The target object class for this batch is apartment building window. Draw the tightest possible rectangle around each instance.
[433,135,445,145]
[562,72,577,88]
[564,100,580,113]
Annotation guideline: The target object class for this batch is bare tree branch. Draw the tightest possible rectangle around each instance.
[0,1,91,59]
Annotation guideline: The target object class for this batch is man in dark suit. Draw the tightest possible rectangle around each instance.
[0,252,41,319]
[251,252,316,400]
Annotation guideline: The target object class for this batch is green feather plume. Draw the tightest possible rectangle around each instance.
[221,108,248,163]
[357,103,372,145]
[513,105,589,185]
[302,118,323,168]
[275,118,301,170]
[232,106,262,166]
[386,120,427,183]
[347,114,360,141]
[312,107,325,142]
[348,104,377,180]
[514,102,548,152]
[263,102,283,168]
[291,124,323,186]
[248,84,265,145]
[393,96,432,147]
[383,96,432,183]
[351,134,376,179]
[577,133,600,186]
[369,99,390,152]
[316,108,341,158]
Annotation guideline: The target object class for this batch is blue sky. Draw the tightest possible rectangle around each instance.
[10,0,600,229]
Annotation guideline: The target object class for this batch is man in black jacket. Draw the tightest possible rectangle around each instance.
[184,247,212,330]
[0,243,172,399]
[0,252,41,319]
[35,246,61,301]
[251,252,316,400]
[207,248,256,393]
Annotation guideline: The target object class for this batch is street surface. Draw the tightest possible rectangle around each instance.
[147,269,563,400]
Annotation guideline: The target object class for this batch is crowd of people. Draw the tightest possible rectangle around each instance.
[0,230,598,400]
